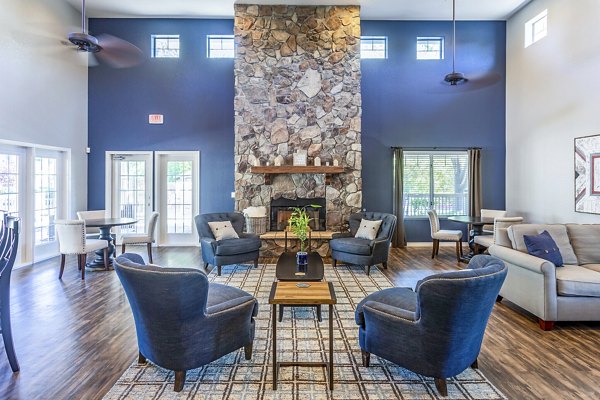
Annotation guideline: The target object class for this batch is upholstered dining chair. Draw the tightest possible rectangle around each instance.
[356,255,507,397]
[480,209,507,234]
[114,253,258,392]
[0,214,20,372]
[329,212,397,275]
[474,216,524,253]
[77,209,107,238]
[194,212,261,276]
[121,212,159,263]
[55,220,109,280]
[427,209,463,262]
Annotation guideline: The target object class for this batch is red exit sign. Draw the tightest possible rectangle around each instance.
[149,114,164,124]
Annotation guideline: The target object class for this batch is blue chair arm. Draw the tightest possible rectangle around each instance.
[116,253,146,266]
[200,238,217,252]
[362,300,419,325]
[370,239,390,258]
[332,232,353,239]
[206,296,258,317]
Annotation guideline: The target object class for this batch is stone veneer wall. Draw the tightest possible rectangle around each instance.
[234,4,362,231]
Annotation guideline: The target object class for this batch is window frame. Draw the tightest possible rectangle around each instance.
[416,36,445,60]
[360,36,388,59]
[402,150,470,220]
[207,35,235,59]
[151,34,181,58]
[525,9,548,48]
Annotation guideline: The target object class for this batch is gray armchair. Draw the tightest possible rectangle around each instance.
[355,255,507,396]
[330,212,397,275]
[114,253,258,392]
[194,212,261,276]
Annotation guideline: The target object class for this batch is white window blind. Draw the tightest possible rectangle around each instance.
[403,151,469,217]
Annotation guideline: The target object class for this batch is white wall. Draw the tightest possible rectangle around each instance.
[506,0,600,224]
[0,0,88,218]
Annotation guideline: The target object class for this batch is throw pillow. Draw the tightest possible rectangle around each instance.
[355,219,383,241]
[208,221,239,241]
[523,230,564,267]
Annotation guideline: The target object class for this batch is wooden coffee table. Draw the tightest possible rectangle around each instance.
[269,281,337,390]
[275,252,324,321]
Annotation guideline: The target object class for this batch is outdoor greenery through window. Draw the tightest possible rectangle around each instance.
[403,151,469,217]
[417,37,444,60]
[360,36,387,59]
[151,34,180,58]
[207,35,235,58]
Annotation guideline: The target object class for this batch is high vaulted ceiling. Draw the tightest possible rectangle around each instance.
[67,0,531,21]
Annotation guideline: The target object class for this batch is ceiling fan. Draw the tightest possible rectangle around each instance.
[442,0,501,90]
[66,0,144,68]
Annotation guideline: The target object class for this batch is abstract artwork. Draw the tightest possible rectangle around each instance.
[575,134,600,214]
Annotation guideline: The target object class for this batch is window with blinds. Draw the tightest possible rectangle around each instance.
[403,151,469,217]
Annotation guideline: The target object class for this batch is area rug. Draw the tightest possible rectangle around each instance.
[103,263,506,400]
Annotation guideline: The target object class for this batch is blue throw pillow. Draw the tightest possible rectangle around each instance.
[523,230,564,267]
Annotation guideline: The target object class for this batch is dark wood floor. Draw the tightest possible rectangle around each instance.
[1,246,599,399]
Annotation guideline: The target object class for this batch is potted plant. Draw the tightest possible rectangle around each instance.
[287,205,321,268]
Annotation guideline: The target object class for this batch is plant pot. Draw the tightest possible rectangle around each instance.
[296,251,308,274]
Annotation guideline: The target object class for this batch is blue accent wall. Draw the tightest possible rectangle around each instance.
[87,18,235,214]
[361,21,506,241]
[87,19,505,242]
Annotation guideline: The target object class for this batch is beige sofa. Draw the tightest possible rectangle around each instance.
[488,223,600,331]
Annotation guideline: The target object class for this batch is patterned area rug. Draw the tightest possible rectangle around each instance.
[104,263,506,400]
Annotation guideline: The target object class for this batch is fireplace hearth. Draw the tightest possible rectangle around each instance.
[270,197,326,231]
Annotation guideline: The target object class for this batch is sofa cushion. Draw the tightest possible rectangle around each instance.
[523,231,564,267]
[508,224,578,265]
[330,237,372,256]
[581,264,600,273]
[215,237,260,256]
[556,265,600,297]
[566,224,600,265]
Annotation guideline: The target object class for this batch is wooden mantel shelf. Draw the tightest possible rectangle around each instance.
[250,165,344,185]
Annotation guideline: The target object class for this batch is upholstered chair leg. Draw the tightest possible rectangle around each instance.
[254,258,259,269]
[361,350,370,367]
[434,378,448,396]
[103,248,109,271]
[455,241,461,262]
[471,358,478,369]
[436,240,440,255]
[382,262,388,269]
[80,254,87,280]
[459,239,464,256]
[431,240,437,259]
[147,243,153,264]
[203,263,209,272]
[217,265,222,276]
[121,244,126,255]
[474,243,480,255]
[59,254,66,279]
[174,370,186,392]
[365,265,370,275]
[332,259,337,268]
[496,295,503,303]
[138,352,147,364]
[244,343,253,360]
[539,319,555,331]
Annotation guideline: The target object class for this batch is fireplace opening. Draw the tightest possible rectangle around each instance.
[270,197,326,231]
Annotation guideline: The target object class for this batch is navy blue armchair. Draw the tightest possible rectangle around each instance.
[330,212,397,275]
[355,255,507,396]
[195,212,261,276]
[114,253,258,392]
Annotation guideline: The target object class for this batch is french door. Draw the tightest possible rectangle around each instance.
[106,151,199,247]
[106,152,153,240]
[155,152,199,246]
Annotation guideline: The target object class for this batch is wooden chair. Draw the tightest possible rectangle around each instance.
[55,220,109,280]
[427,209,463,262]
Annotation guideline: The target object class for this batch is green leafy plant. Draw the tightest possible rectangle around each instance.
[288,205,321,252]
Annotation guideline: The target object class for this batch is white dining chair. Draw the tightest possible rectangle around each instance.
[427,209,463,262]
[121,212,159,264]
[77,210,107,238]
[474,216,524,253]
[480,209,507,233]
[55,220,109,280]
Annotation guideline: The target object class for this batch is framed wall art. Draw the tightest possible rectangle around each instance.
[575,134,600,214]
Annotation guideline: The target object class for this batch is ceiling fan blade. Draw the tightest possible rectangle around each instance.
[95,34,144,68]
[426,71,502,94]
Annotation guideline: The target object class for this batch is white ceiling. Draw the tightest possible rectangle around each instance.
[67,0,532,21]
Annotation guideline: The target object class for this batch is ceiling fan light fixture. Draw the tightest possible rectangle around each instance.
[444,72,468,85]
[68,32,101,53]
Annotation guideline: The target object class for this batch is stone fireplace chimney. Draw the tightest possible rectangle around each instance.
[233,5,362,231]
